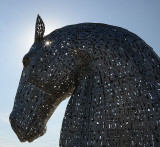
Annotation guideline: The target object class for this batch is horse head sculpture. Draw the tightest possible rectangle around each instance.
[10,15,160,146]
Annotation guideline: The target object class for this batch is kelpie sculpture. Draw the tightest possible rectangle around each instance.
[10,15,160,146]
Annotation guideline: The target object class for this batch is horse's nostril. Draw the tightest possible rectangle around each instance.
[9,114,16,125]
[23,57,30,68]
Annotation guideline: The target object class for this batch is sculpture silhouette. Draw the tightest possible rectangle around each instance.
[10,15,160,146]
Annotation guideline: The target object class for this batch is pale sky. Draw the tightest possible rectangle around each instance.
[0,0,160,146]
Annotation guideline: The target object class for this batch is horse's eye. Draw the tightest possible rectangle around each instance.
[22,57,30,68]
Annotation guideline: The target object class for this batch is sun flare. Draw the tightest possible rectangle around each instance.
[45,41,51,46]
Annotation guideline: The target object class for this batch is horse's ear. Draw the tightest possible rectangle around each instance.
[34,15,45,42]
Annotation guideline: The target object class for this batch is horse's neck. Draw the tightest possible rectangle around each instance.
[60,52,160,146]
[72,68,140,114]
[62,57,142,128]
[59,27,160,146]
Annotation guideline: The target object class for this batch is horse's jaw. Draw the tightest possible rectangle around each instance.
[18,126,46,143]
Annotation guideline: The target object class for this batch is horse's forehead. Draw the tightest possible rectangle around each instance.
[32,41,44,49]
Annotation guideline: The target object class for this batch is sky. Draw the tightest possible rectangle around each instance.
[0,0,160,146]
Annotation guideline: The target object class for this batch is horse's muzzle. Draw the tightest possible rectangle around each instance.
[9,112,28,142]
[9,111,46,142]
